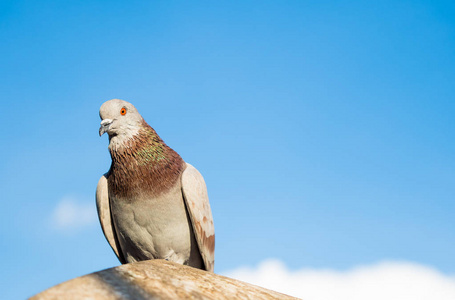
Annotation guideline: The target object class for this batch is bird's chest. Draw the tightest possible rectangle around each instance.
[108,161,182,198]
[108,181,193,262]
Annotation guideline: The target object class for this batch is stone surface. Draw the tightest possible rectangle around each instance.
[30,260,299,300]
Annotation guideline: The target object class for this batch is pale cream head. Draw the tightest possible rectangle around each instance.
[99,99,143,149]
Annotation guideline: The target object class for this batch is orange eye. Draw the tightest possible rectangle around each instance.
[120,107,127,115]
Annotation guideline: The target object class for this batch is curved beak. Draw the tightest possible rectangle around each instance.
[99,119,113,136]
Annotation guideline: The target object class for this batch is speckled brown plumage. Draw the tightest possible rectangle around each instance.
[107,120,185,199]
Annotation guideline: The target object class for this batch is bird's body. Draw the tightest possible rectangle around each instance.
[96,99,214,271]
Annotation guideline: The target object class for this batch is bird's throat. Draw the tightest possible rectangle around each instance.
[108,123,185,199]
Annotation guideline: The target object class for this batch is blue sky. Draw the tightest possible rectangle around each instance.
[1,1,454,298]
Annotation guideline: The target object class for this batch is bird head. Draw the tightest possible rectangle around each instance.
[99,99,143,140]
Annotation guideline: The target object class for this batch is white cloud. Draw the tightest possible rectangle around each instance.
[51,197,97,231]
[223,259,455,300]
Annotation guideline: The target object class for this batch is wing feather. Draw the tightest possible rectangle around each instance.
[96,174,126,264]
[181,163,215,272]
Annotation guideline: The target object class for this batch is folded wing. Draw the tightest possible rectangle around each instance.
[96,174,126,264]
[181,163,215,272]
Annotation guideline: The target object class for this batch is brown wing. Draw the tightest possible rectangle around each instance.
[181,163,215,272]
[96,174,126,264]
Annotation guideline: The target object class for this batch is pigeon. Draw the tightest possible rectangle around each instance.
[96,99,215,272]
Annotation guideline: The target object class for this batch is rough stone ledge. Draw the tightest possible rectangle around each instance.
[30,259,300,300]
